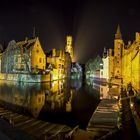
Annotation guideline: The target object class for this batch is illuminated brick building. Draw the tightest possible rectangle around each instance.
[102,25,140,91]
[1,37,46,74]
[16,37,46,72]
[47,48,65,79]
[46,36,72,79]
[122,32,140,91]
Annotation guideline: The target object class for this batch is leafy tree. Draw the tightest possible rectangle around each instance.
[86,55,103,74]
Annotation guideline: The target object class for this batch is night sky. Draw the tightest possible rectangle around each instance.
[0,0,140,63]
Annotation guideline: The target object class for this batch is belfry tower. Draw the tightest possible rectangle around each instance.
[65,36,74,62]
[114,24,124,78]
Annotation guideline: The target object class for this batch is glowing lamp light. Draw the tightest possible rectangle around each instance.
[130,102,134,109]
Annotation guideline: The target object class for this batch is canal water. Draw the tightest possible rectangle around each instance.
[0,79,109,129]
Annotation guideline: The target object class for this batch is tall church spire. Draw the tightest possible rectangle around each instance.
[115,24,122,39]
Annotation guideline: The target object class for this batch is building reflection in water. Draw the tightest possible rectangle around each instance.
[99,84,109,99]
[86,79,109,99]
[0,79,100,128]
[87,79,119,100]
[44,80,65,111]
[66,89,73,112]
[99,84,119,99]
[0,81,46,118]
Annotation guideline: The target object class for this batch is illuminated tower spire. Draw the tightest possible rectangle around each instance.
[65,36,74,62]
[115,24,122,39]
[114,24,124,79]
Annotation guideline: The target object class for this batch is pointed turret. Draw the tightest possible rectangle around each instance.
[115,24,122,39]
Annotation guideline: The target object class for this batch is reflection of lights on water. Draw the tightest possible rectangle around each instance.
[70,90,73,95]
[130,101,134,108]
[59,73,62,78]
[62,79,65,83]
[62,74,65,78]
[66,101,71,112]
[66,90,73,112]
[60,81,63,85]
[118,100,122,108]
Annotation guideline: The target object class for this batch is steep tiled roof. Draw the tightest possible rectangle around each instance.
[16,38,36,50]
